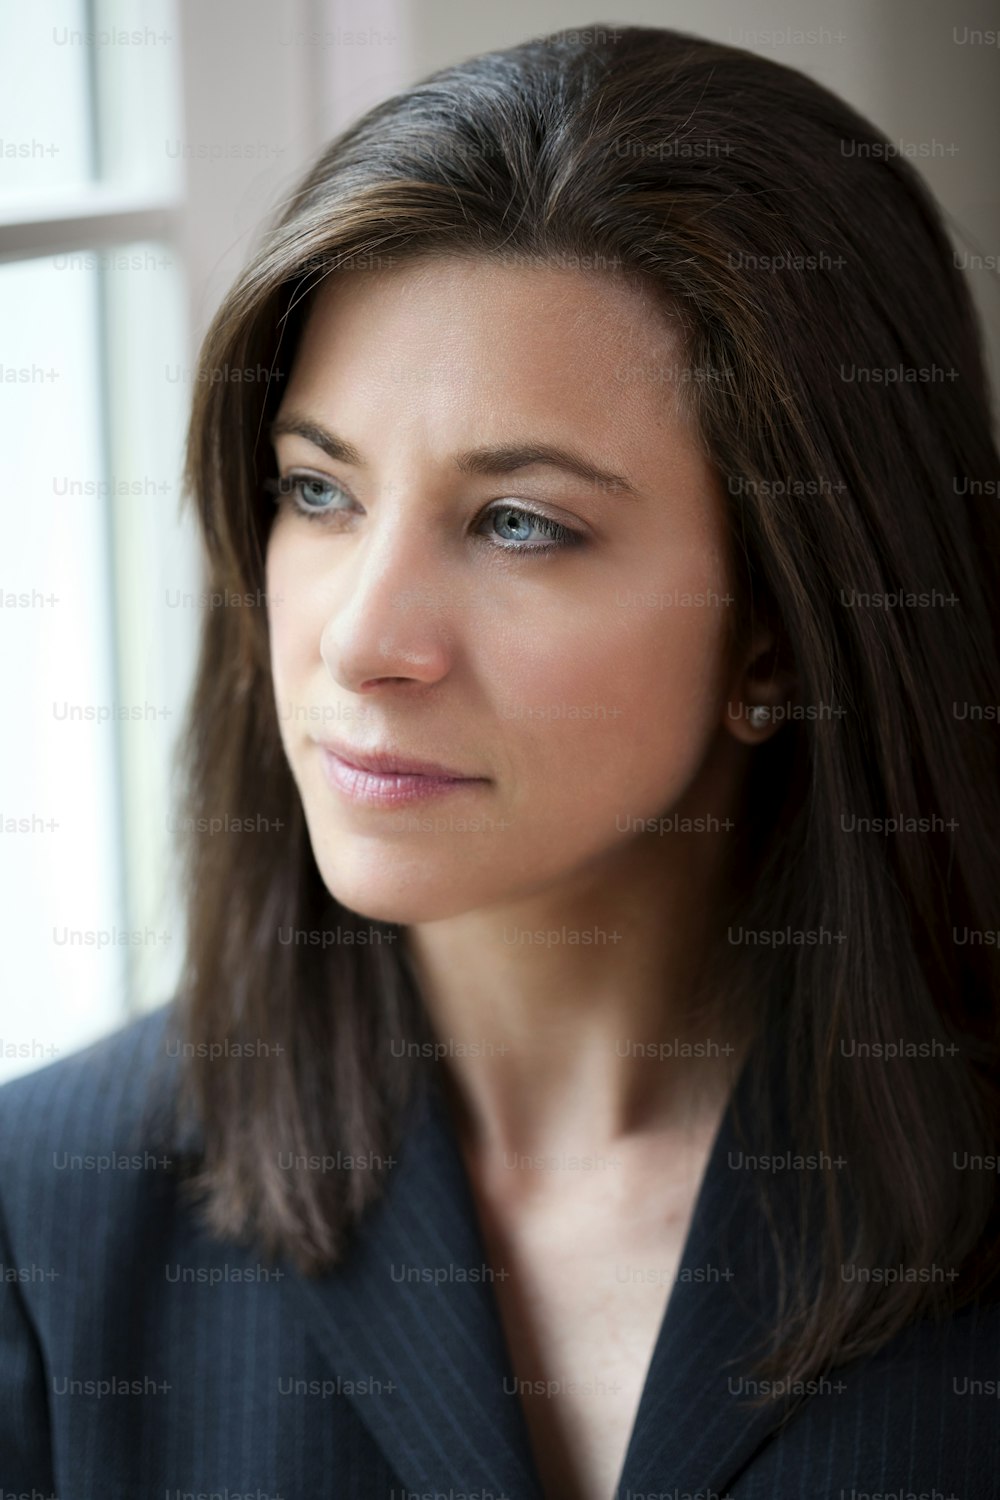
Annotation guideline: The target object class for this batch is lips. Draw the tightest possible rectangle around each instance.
[311,734,482,782]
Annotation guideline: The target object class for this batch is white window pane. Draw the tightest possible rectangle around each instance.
[101,239,199,1022]
[0,0,94,199]
[92,0,183,199]
[0,254,128,1082]
[0,0,183,208]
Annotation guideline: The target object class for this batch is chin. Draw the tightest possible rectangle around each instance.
[311,848,479,929]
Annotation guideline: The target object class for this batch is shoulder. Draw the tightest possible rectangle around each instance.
[0,1001,184,1261]
[0,999,177,1145]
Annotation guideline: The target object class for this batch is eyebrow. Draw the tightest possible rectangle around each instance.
[268,414,642,501]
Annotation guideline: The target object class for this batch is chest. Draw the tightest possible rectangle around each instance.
[468,1149,714,1500]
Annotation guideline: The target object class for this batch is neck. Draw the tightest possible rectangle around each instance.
[401,820,751,1165]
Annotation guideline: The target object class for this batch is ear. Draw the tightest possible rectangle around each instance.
[722,622,798,744]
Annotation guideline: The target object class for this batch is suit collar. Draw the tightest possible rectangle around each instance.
[613,1032,809,1496]
[283,1062,544,1496]
[283,1016,812,1498]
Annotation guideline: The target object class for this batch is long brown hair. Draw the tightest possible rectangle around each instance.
[165,23,1000,1398]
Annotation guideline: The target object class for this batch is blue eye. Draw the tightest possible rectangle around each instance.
[265,471,581,554]
[264,472,348,519]
[479,503,577,552]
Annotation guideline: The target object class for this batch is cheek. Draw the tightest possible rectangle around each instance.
[486,542,733,824]
[264,529,315,740]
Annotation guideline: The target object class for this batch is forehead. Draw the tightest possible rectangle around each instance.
[293,251,674,334]
[280,253,696,441]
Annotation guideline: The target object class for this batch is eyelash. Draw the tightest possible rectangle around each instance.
[263,471,581,554]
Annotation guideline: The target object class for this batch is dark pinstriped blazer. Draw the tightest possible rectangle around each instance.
[0,999,997,1499]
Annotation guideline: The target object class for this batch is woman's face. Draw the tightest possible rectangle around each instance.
[265,254,745,925]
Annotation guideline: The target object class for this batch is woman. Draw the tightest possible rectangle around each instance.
[2,23,999,1500]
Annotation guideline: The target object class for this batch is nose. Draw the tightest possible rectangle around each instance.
[319,504,457,693]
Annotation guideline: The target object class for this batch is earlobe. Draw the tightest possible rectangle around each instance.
[723,623,797,743]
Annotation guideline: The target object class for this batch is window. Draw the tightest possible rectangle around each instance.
[0,0,199,1081]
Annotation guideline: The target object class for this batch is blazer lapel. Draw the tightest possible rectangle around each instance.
[282,1071,546,1499]
[282,1016,812,1499]
[614,1022,816,1496]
